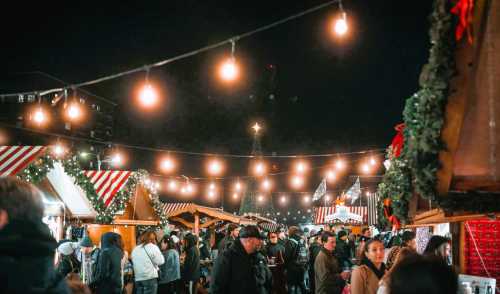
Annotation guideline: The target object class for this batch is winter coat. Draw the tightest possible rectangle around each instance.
[265,242,285,261]
[131,243,164,281]
[335,239,352,268]
[92,232,124,294]
[56,253,81,278]
[159,249,180,284]
[350,264,382,294]
[210,239,272,294]
[314,247,345,294]
[0,219,70,294]
[182,246,200,282]
[218,235,236,253]
[284,235,307,283]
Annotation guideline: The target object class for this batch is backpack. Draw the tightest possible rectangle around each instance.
[289,238,308,267]
[88,248,101,288]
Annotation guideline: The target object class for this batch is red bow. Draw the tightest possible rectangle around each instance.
[451,0,474,44]
[390,123,405,158]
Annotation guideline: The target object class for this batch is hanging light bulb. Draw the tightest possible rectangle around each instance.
[335,159,345,170]
[326,170,337,182]
[253,160,267,176]
[160,156,176,173]
[280,196,287,204]
[209,182,216,190]
[361,163,371,174]
[303,195,311,203]
[233,193,239,199]
[291,175,304,189]
[208,190,216,198]
[234,180,242,191]
[257,195,264,202]
[261,178,272,191]
[138,68,158,108]
[52,143,65,157]
[186,183,195,194]
[334,12,348,36]
[219,40,239,82]
[369,157,377,166]
[168,180,178,191]
[32,107,48,125]
[294,161,307,174]
[207,159,224,176]
[111,152,123,167]
[66,103,82,120]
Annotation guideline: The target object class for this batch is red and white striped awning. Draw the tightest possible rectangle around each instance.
[84,170,132,207]
[314,206,368,225]
[0,146,46,177]
[162,202,192,217]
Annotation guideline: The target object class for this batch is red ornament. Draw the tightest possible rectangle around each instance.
[451,0,474,44]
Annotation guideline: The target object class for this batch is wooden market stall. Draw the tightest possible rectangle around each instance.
[242,212,281,232]
[162,202,256,235]
[313,205,368,234]
[404,0,500,285]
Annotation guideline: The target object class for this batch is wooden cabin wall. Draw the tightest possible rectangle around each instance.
[86,224,137,255]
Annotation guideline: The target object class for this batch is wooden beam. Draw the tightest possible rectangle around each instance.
[459,222,466,274]
[170,217,194,229]
[200,218,221,228]
[194,212,199,235]
[112,219,159,226]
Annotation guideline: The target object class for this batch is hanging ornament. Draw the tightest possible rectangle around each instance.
[451,0,474,44]
[390,123,405,158]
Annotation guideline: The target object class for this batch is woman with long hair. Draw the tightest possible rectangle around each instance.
[351,239,386,294]
[377,247,418,294]
[131,230,165,294]
[158,236,181,294]
[423,235,451,265]
[181,233,200,294]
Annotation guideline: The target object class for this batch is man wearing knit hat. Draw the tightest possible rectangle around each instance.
[79,234,95,285]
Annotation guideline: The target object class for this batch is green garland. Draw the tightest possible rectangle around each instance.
[19,153,168,226]
[377,0,456,228]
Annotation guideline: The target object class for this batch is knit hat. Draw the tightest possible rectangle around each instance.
[80,235,93,248]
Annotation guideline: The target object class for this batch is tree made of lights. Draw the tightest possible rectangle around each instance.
[239,124,276,217]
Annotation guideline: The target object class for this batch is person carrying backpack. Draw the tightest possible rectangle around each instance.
[284,226,308,294]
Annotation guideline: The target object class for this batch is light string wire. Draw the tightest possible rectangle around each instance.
[0,121,385,159]
[0,0,339,99]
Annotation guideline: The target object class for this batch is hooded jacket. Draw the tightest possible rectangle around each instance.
[210,239,272,294]
[92,232,124,294]
[0,219,70,294]
[182,234,200,282]
[314,247,345,294]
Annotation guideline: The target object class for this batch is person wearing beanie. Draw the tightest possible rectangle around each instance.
[335,230,353,269]
[78,234,95,286]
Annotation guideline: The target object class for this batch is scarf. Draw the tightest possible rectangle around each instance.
[362,258,386,280]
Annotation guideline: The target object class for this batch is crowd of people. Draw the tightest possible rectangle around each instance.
[0,177,460,294]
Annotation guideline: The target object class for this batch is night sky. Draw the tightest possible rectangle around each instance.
[0,0,434,216]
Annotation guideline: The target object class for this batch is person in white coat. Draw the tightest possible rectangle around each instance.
[132,231,165,294]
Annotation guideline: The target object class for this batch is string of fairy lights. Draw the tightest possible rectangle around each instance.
[0,0,349,127]
[0,0,377,207]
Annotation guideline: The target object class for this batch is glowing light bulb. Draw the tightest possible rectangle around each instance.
[254,161,266,176]
[219,58,239,81]
[208,159,223,176]
[168,180,178,191]
[262,179,271,190]
[370,157,377,166]
[208,190,215,198]
[33,108,47,125]
[160,158,175,173]
[335,159,345,170]
[186,183,194,194]
[326,170,336,181]
[334,13,348,36]
[257,195,264,202]
[53,144,65,156]
[304,196,311,203]
[295,161,307,174]
[180,187,187,194]
[235,181,242,191]
[67,103,81,120]
[281,196,287,203]
[252,123,261,134]
[361,163,371,174]
[139,84,158,108]
[209,183,216,190]
[291,175,304,189]
[155,182,160,189]
[111,153,123,166]
[233,193,238,199]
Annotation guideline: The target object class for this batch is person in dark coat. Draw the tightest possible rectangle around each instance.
[265,231,286,294]
[284,226,308,294]
[217,223,240,253]
[308,232,322,294]
[0,177,70,294]
[210,225,272,294]
[314,231,348,294]
[91,232,124,294]
[182,233,200,294]
[334,230,352,269]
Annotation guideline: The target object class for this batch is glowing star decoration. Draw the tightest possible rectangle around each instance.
[334,12,348,36]
[139,84,158,108]
[219,58,239,82]
[291,175,304,189]
[252,123,261,134]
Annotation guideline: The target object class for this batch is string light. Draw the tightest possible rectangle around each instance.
[207,159,224,176]
[369,157,377,166]
[219,40,239,82]
[291,175,304,189]
[111,152,124,167]
[252,122,262,134]
[333,12,348,36]
[234,180,242,191]
[160,156,176,173]
[253,161,267,176]
[326,170,336,182]
[52,143,66,157]
[208,190,216,199]
[261,178,272,191]
[303,195,311,203]
[32,106,48,126]
[335,159,345,170]
[257,195,264,202]
[361,163,371,174]
[209,182,216,190]
[294,160,308,174]
[233,193,239,199]
[280,196,287,204]
[168,180,178,191]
